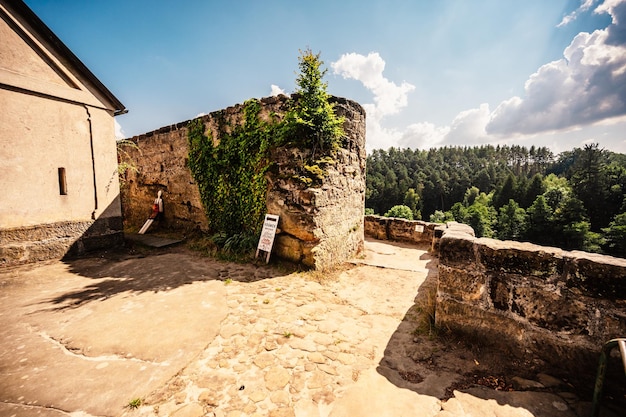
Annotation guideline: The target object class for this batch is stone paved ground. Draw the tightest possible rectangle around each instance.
[137,241,441,417]
[0,239,621,417]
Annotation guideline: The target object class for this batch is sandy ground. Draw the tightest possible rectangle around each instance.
[0,238,620,417]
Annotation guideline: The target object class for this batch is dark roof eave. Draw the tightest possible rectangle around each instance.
[6,0,127,115]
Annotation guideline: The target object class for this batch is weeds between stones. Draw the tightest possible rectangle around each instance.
[126,397,142,409]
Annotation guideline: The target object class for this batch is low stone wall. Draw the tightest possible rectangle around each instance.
[364,215,437,245]
[0,217,124,266]
[436,226,626,385]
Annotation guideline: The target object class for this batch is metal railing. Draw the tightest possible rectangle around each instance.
[591,338,626,417]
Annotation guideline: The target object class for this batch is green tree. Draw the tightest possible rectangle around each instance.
[384,205,414,220]
[602,212,626,257]
[281,48,344,155]
[463,186,480,207]
[493,174,516,209]
[403,188,421,219]
[475,191,493,206]
[497,199,527,240]
[525,195,554,245]
[450,202,468,223]
[430,210,453,223]
[521,173,546,208]
[474,168,492,193]
[542,174,571,210]
[553,196,591,250]
[466,201,496,238]
[569,143,608,230]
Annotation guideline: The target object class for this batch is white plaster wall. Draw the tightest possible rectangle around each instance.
[0,89,120,228]
[89,106,122,220]
[0,5,121,231]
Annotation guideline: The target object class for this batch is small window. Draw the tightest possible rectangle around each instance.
[58,167,67,195]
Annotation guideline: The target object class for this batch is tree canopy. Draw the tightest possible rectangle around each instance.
[366,144,626,258]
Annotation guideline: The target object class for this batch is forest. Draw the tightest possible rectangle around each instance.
[365,143,626,258]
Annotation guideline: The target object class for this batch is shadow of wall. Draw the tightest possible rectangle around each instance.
[1,197,124,266]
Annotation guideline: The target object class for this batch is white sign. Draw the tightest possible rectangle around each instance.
[256,214,279,263]
[414,225,424,233]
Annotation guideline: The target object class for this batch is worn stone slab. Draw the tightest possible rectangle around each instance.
[125,233,182,248]
[439,386,577,417]
[0,252,227,416]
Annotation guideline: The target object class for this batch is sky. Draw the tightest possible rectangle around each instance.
[24,0,626,155]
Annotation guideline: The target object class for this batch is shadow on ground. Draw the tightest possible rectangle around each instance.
[47,239,292,311]
[374,241,625,417]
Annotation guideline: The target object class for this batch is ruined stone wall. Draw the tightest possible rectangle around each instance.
[364,215,437,245]
[436,226,626,384]
[120,120,207,232]
[121,95,366,270]
[267,97,366,268]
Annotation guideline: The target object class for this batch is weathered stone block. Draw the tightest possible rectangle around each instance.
[438,265,487,305]
[363,215,437,246]
[438,233,476,268]
[1,218,123,266]
[477,240,564,279]
[435,298,528,349]
[273,234,315,267]
[489,274,512,311]
[510,285,588,332]
[564,252,626,299]
[437,225,626,388]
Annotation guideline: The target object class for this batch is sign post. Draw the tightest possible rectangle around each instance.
[256,214,279,263]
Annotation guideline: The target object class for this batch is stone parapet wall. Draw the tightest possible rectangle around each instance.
[364,215,437,245]
[436,226,626,384]
[0,217,124,266]
[121,95,366,270]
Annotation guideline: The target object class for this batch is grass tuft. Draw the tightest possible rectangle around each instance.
[126,397,142,409]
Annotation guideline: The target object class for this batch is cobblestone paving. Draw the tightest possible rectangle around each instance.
[1,241,609,417]
[132,247,432,417]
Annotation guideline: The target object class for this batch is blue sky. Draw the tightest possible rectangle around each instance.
[25,0,626,154]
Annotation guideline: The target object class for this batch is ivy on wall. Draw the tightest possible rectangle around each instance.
[187,49,345,249]
[187,99,277,239]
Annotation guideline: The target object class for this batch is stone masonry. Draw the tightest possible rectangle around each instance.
[365,216,626,391]
[364,215,437,245]
[120,95,366,270]
[435,224,626,388]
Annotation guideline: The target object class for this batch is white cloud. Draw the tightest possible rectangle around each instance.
[330,52,497,151]
[332,52,415,150]
[486,0,626,136]
[332,52,415,119]
[557,0,595,27]
[445,104,492,146]
[115,119,126,140]
[595,0,626,44]
[270,84,286,96]
[331,1,626,154]
[596,0,624,18]
[398,122,449,150]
